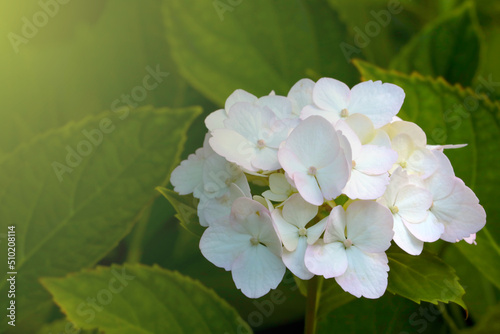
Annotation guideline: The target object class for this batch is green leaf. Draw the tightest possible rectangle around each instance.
[443,242,498,322]
[162,0,358,105]
[390,1,482,86]
[317,279,355,320]
[354,59,500,290]
[455,229,500,291]
[0,106,201,332]
[460,302,500,333]
[387,250,466,308]
[41,264,252,334]
[0,0,196,156]
[37,319,99,334]
[317,292,448,334]
[156,187,206,237]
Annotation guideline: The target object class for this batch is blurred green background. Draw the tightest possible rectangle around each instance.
[0,0,499,333]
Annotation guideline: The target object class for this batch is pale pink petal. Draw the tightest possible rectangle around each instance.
[315,156,350,201]
[300,105,340,124]
[335,248,389,298]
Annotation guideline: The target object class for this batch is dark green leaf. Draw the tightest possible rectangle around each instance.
[390,2,482,86]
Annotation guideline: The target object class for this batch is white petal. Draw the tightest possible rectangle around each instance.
[288,78,315,116]
[205,109,228,131]
[392,214,424,255]
[355,145,398,175]
[305,239,348,278]
[301,105,340,124]
[335,248,389,298]
[252,146,280,171]
[346,201,394,253]
[225,89,257,113]
[344,113,374,145]
[293,172,324,206]
[384,121,427,147]
[282,193,318,228]
[200,225,250,270]
[343,170,390,200]
[404,211,444,243]
[307,216,328,245]
[434,179,486,242]
[396,185,433,223]
[407,148,438,179]
[209,129,256,171]
[170,152,204,196]
[232,245,286,298]
[312,77,350,112]
[324,206,347,243]
[272,209,299,252]
[257,95,293,119]
[315,156,350,201]
[283,236,314,280]
[349,80,405,128]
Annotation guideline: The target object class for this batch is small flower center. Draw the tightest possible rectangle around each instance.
[307,166,317,176]
[352,160,356,168]
[343,238,353,248]
[400,160,407,168]
[298,227,307,237]
[341,108,349,118]
[390,206,399,214]
[257,139,266,149]
[250,237,259,246]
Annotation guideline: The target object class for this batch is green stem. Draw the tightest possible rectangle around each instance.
[305,275,323,334]
[126,204,152,263]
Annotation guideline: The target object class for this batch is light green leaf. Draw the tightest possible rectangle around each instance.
[390,1,482,86]
[156,187,206,237]
[41,264,252,334]
[387,250,466,308]
[354,60,500,290]
[162,0,358,105]
[0,106,201,332]
[0,0,195,156]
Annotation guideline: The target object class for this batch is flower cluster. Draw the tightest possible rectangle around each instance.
[170,78,486,299]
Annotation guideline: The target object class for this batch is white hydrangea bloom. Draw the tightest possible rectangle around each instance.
[278,116,351,205]
[271,194,326,279]
[377,168,435,255]
[262,173,295,203]
[305,201,393,298]
[301,78,405,128]
[199,198,285,298]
